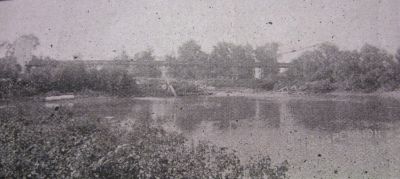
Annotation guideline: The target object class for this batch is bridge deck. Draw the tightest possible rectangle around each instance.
[29,60,291,68]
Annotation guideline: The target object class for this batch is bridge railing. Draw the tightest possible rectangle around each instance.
[27,60,292,68]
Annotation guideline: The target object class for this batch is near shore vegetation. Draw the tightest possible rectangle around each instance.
[0,101,289,178]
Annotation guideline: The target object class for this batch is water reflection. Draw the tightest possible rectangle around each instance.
[129,95,400,178]
[15,95,400,178]
[289,96,400,133]
[44,95,400,135]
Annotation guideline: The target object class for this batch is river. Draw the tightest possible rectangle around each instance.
[17,94,400,178]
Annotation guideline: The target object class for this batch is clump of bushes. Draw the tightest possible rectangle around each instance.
[0,58,141,98]
[138,79,207,97]
[205,78,277,90]
[171,80,206,96]
[136,78,171,97]
[85,67,139,96]
[302,80,336,93]
[254,79,277,90]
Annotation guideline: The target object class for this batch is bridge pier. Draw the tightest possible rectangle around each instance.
[160,66,168,79]
[254,99,260,120]
[254,67,262,79]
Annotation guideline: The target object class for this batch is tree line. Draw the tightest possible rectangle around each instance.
[1,35,400,98]
[0,56,139,98]
[0,35,140,98]
[114,40,400,92]
[283,43,400,92]
[113,40,280,80]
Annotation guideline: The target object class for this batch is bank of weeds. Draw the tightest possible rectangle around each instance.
[0,102,289,178]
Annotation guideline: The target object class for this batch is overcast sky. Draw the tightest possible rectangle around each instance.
[0,0,399,62]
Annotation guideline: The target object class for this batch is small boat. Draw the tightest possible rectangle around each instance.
[45,95,75,101]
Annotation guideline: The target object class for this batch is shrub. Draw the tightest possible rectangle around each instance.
[7,62,142,97]
[0,56,20,80]
[303,80,336,93]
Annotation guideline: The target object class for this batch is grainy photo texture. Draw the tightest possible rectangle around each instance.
[1,0,400,178]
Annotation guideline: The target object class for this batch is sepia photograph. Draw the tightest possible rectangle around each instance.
[1,0,400,178]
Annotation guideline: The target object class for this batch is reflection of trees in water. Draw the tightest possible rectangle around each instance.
[66,98,145,120]
[66,96,400,135]
[173,97,254,131]
[69,98,175,130]
[59,96,400,135]
[174,97,281,131]
[259,100,281,128]
[212,99,281,130]
[288,97,400,133]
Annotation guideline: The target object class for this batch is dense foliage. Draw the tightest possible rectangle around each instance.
[131,49,162,78]
[2,35,400,95]
[168,40,210,79]
[0,56,140,98]
[284,43,400,92]
[167,40,279,80]
[0,103,289,178]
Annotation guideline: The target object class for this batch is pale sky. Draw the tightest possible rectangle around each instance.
[0,0,399,62]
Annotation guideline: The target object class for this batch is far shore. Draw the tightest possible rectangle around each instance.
[209,88,400,100]
[2,88,400,103]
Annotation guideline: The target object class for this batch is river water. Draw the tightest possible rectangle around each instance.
[32,95,400,178]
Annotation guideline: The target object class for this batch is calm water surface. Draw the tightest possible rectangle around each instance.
[18,95,400,178]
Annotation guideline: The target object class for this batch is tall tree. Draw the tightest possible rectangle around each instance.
[13,35,40,72]
[113,50,130,61]
[333,50,362,90]
[0,40,21,80]
[0,41,14,57]
[210,42,236,78]
[210,42,256,79]
[231,44,255,79]
[174,40,208,79]
[255,43,279,79]
[358,44,392,91]
[132,49,161,78]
